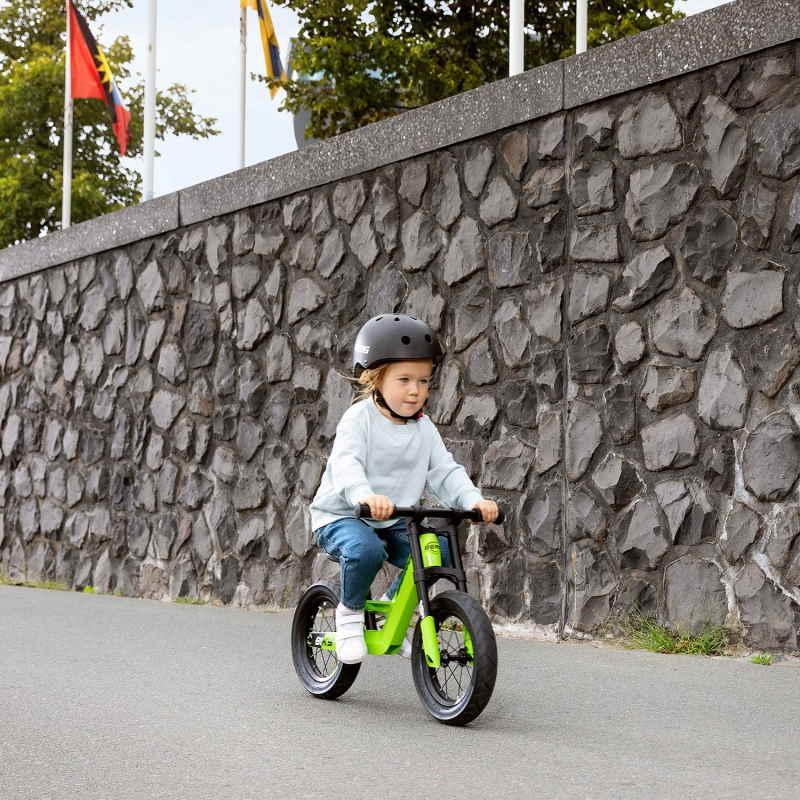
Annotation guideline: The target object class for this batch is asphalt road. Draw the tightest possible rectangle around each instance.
[1,585,798,800]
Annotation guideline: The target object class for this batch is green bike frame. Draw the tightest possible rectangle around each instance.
[320,509,474,669]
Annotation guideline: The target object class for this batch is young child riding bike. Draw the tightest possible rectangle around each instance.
[309,313,499,665]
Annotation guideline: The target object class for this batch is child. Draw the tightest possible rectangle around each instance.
[309,313,499,664]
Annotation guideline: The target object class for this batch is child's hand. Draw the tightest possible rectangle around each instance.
[471,499,499,523]
[359,494,395,520]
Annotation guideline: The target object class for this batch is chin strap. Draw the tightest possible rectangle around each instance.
[374,390,424,421]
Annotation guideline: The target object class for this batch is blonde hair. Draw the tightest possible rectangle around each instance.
[352,364,389,404]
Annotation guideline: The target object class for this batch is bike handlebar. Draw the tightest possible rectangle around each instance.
[353,503,505,525]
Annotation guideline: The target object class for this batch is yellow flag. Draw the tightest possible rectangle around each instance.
[242,0,287,98]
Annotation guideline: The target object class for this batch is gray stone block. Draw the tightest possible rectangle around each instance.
[564,0,800,108]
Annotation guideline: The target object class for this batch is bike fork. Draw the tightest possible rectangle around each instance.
[408,519,441,669]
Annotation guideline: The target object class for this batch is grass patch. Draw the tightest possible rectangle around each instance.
[621,611,729,656]
[751,652,772,666]
[0,574,70,592]
[81,585,96,594]
[174,596,205,605]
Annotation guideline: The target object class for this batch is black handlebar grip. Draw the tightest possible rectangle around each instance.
[494,508,506,525]
[353,503,372,518]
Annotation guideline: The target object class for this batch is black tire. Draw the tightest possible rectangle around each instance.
[291,581,361,700]
[411,590,497,726]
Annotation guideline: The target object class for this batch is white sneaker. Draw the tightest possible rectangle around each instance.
[335,604,367,664]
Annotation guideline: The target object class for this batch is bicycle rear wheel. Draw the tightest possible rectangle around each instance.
[411,590,497,725]
[291,581,360,699]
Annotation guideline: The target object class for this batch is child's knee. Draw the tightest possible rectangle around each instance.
[357,537,387,571]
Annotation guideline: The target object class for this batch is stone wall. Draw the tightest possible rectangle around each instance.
[2,1,800,649]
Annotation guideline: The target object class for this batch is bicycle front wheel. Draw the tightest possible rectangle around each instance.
[411,590,498,725]
[291,581,360,699]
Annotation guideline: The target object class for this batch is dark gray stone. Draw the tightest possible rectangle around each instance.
[566,484,608,543]
[522,482,561,554]
[283,195,310,232]
[505,379,538,428]
[481,435,533,490]
[265,333,293,383]
[612,245,675,312]
[618,93,682,158]
[532,206,566,272]
[317,228,345,278]
[722,502,761,563]
[603,383,636,446]
[499,129,528,180]
[205,222,230,274]
[665,557,727,635]
[533,351,563,404]
[722,269,783,329]
[430,361,461,426]
[443,217,484,286]
[523,165,565,209]
[566,399,602,481]
[570,323,611,385]
[157,342,187,385]
[650,287,717,361]
[640,363,697,412]
[465,337,497,386]
[625,162,702,241]
[654,479,715,546]
[614,322,645,372]
[735,563,797,650]
[287,278,325,325]
[431,154,461,231]
[136,261,166,311]
[569,271,610,323]
[742,411,800,501]
[311,193,332,236]
[236,297,271,350]
[454,395,498,438]
[592,453,644,510]
[528,278,563,345]
[479,176,518,227]
[698,345,748,430]
[401,210,444,272]
[751,80,800,180]
[494,300,530,368]
[451,282,491,352]
[701,95,747,197]
[641,413,699,471]
[570,158,615,216]
[231,260,262,300]
[349,212,379,268]
[535,115,564,159]
[616,496,669,570]
[463,144,493,197]
[150,389,186,431]
[487,230,531,288]
[399,160,428,206]
[372,176,400,252]
[332,179,366,224]
[569,221,619,262]
[739,181,778,250]
[183,302,217,369]
[681,205,738,286]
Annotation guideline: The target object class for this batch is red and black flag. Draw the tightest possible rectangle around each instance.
[68,0,131,155]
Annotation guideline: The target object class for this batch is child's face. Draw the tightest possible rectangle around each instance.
[378,359,434,417]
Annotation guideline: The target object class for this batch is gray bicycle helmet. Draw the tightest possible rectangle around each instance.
[352,314,442,377]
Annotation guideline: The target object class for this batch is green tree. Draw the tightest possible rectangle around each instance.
[269,0,684,140]
[0,0,219,248]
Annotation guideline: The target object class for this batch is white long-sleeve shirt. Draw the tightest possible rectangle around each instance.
[309,398,483,531]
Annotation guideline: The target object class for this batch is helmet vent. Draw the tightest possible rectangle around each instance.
[425,334,432,342]
[394,316,400,321]
[376,316,383,321]
[401,336,411,345]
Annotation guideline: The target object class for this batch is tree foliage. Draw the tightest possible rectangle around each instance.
[0,0,219,248]
[269,0,684,140]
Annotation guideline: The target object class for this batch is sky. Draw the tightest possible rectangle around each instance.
[97,0,731,198]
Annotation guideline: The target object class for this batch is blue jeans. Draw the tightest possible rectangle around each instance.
[314,518,452,610]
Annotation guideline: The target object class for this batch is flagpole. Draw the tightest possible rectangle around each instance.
[576,0,588,54]
[509,0,524,76]
[143,0,157,201]
[62,0,73,229]
[239,5,247,169]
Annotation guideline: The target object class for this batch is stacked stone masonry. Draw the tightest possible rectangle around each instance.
[2,40,800,650]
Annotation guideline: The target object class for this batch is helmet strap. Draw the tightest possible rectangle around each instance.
[373,390,423,421]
